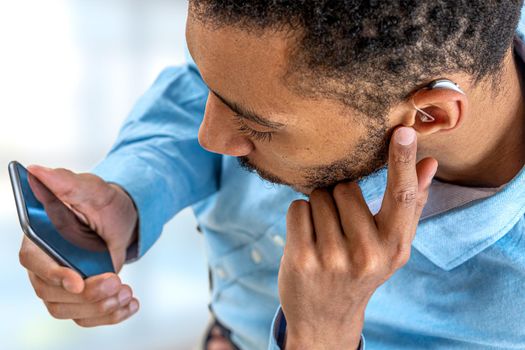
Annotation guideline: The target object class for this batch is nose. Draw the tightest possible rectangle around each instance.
[198,93,254,157]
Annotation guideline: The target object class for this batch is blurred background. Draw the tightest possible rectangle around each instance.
[0,1,211,349]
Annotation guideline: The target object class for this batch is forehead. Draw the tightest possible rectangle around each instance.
[185,14,363,133]
[186,15,303,115]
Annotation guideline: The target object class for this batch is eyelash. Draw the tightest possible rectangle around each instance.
[233,114,275,142]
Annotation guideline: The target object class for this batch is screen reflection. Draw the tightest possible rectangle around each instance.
[17,163,114,277]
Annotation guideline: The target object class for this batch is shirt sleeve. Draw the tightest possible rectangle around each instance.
[91,64,221,260]
[267,306,365,350]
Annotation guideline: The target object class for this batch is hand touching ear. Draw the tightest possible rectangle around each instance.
[279,127,437,349]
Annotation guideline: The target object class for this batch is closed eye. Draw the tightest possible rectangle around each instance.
[233,114,275,142]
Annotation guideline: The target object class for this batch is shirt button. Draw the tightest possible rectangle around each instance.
[216,267,227,279]
[272,234,285,247]
[251,248,262,264]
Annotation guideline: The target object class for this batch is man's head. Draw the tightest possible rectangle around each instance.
[186,0,523,194]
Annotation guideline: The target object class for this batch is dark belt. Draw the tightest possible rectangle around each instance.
[200,224,240,349]
[202,317,241,350]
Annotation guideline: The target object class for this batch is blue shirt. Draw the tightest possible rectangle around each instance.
[93,15,525,350]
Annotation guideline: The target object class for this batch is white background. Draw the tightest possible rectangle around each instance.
[0,1,211,349]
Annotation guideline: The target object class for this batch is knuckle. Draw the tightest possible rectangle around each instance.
[42,269,60,286]
[82,287,100,303]
[360,258,382,278]
[393,147,414,165]
[96,300,110,314]
[59,186,76,201]
[83,172,103,184]
[332,182,355,201]
[120,285,132,301]
[46,303,64,319]
[33,282,47,300]
[390,185,417,207]
[84,277,117,302]
[82,286,97,302]
[73,318,96,328]
[18,248,30,268]
[350,250,383,279]
[391,245,412,269]
[92,178,118,208]
[393,253,411,269]
[321,252,349,272]
[289,253,318,274]
[98,298,118,314]
[109,310,125,325]
[73,319,89,328]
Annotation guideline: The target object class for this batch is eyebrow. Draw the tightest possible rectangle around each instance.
[210,89,285,130]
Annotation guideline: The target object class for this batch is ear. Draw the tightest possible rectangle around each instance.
[408,87,468,136]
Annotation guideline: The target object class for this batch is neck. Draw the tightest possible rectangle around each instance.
[428,47,525,188]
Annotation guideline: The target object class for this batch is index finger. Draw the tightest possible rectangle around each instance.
[285,200,315,255]
[28,271,125,304]
[19,236,84,293]
[374,127,418,243]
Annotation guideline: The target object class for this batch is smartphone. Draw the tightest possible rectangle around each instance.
[9,161,115,278]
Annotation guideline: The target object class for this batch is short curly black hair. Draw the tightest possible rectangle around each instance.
[190,0,524,118]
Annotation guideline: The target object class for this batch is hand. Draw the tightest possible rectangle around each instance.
[28,172,109,253]
[19,166,140,326]
[278,127,438,349]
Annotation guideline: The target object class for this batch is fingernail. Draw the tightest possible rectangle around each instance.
[118,289,132,305]
[62,278,74,292]
[63,277,83,293]
[395,127,415,146]
[103,297,119,310]
[129,300,139,313]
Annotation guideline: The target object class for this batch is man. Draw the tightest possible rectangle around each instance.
[18,1,525,349]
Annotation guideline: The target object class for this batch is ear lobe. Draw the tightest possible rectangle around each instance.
[410,88,468,136]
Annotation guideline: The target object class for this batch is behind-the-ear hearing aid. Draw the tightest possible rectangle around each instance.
[412,79,465,123]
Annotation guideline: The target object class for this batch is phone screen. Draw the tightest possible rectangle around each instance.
[13,162,114,277]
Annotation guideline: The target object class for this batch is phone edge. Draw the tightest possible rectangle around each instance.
[8,161,88,279]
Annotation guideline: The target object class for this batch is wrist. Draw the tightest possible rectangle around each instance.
[284,311,364,350]
[109,183,139,247]
[285,331,362,350]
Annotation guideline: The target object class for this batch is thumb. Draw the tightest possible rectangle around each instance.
[27,165,95,210]
[413,157,438,222]
[28,164,132,273]
[108,221,138,273]
[62,269,86,294]
[108,244,127,274]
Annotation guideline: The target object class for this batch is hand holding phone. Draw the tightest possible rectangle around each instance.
[11,162,140,326]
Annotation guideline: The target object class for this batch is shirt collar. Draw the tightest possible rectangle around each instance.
[359,36,525,271]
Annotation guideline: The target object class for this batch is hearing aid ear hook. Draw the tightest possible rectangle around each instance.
[412,79,465,123]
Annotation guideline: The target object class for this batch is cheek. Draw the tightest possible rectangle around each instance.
[259,132,350,169]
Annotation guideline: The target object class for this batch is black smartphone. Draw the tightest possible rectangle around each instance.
[8,161,115,278]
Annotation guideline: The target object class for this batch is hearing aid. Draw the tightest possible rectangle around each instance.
[412,79,465,123]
